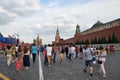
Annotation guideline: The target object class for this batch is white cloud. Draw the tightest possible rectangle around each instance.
[0,7,17,24]
[0,0,120,44]
[35,24,42,29]
[0,0,41,25]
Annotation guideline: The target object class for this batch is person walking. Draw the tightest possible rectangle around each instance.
[71,45,75,62]
[79,46,83,59]
[46,44,52,67]
[65,46,69,58]
[31,44,37,63]
[52,44,57,63]
[59,46,64,64]
[75,46,79,58]
[43,45,48,64]
[17,45,23,60]
[83,45,93,77]
[97,45,107,78]
[68,46,72,60]
[23,45,30,71]
[6,46,12,66]
[11,46,16,63]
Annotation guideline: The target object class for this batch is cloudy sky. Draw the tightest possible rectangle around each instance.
[0,0,120,44]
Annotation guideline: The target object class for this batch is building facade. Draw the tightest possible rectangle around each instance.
[53,18,120,45]
[33,34,42,46]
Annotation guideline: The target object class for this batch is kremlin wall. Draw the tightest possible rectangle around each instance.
[53,18,120,45]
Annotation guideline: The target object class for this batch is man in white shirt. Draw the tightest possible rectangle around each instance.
[71,45,75,61]
[46,44,52,67]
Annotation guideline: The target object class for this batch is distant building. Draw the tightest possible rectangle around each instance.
[52,27,61,45]
[33,34,42,46]
[53,18,120,45]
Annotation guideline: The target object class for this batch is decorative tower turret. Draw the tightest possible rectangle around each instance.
[36,34,42,46]
[75,24,81,36]
[55,27,60,43]
[37,34,40,46]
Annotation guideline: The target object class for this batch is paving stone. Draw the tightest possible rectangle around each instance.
[0,50,120,80]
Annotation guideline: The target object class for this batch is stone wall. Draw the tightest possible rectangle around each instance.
[78,26,120,43]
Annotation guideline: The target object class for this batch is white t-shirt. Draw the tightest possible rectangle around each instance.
[16,46,18,51]
[46,46,52,56]
[71,47,75,53]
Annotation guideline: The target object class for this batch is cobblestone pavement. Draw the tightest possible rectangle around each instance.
[0,51,120,80]
[41,51,120,80]
[0,54,39,80]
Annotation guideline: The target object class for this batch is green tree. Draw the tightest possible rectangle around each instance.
[108,35,112,43]
[101,36,107,44]
[81,40,84,44]
[115,38,119,43]
[91,38,94,44]
[76,40,81,45]
[98,38,101,44]
[93,37,97,44]
[111,33,116,43]
[85,39,89,44]
[103,36,107,43]
[111,33,119,43]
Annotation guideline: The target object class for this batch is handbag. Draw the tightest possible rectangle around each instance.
[98,58,102,64]
[98,60,102,64]
[92,56,96,61]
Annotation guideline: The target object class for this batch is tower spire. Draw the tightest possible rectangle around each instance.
[75,24,81,37]
[57,26,59,33]
[76,24,80,33]
[55,25,60,43]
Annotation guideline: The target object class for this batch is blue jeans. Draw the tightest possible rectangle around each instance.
[53,53,56,63]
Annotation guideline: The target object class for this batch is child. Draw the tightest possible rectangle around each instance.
[16,58,21,72]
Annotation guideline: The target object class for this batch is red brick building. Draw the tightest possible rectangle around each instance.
[53,18,120,45]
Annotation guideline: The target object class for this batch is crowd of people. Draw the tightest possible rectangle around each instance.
[4,43,116,78]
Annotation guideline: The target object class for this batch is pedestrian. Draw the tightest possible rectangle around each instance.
[11,46,16,63]
[79,46,83,59]
[68,46,72,60]
[52,44,57,63]
[43,45,48,64]
[6,45,12,66]
[65,46,69,58]
[105,45,109,54]
[31,44,37,63]
[23,45,30,71]
[97,45,107,78]
[71,45,75,62]
[16,57,22,72]
[17,45,23,60]
[46,44,52,67]
[109,45,115,54]
[59,46,64,64]
[39,46,44,54]
[75,46,79,58]
[83,45,93,76]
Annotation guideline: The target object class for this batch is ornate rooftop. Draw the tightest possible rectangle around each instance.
[91,21,104,29]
